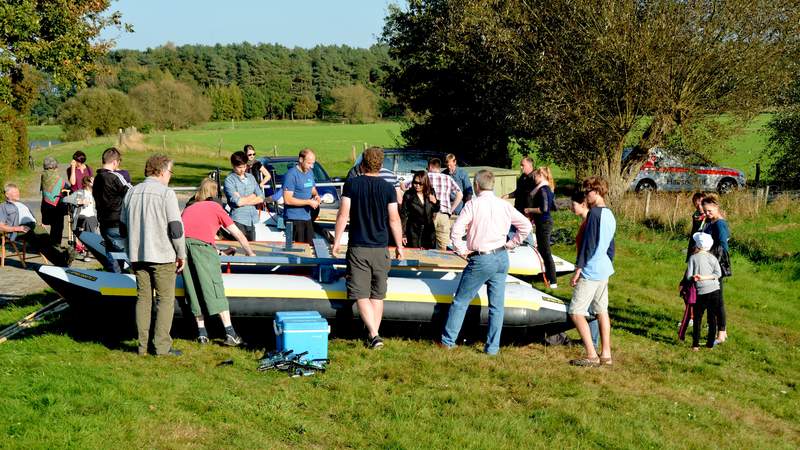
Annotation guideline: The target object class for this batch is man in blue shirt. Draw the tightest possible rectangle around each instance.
[443,153,473,215]
[223,151,264,241]
[569,176,616,367]
[282,148,321,244]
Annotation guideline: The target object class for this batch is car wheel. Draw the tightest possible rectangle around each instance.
[717,178,737,194]
[636,179,657,193]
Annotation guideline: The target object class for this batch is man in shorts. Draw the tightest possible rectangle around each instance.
[569,176,616,366]
[332,146,405,349]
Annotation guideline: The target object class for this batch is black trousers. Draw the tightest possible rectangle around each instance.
[289,219,314,244]
[718,279,727,331]
[234,222,255,241]
[534,217,556,284]
[692,289,722,348]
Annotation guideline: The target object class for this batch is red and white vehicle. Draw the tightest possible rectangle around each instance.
[626,147,746,194]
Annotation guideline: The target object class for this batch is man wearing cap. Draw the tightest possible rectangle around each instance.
[439,169,531,355]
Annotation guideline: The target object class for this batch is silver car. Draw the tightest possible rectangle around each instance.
[626,148,746,194]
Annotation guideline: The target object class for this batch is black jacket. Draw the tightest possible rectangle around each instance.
[512,173,536,214]
[94,168,131,227]
[400,190,439,249]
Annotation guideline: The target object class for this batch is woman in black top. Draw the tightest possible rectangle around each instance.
[400,171,439,249]
[525,166,557,288]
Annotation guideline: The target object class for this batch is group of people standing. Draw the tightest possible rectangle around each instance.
[683,192,731,350]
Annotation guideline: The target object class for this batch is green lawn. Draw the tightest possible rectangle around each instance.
[1,201,799,448]
[21,120,405,195]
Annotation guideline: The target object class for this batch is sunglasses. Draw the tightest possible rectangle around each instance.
[412,181,422,186]
[247,153,255,157]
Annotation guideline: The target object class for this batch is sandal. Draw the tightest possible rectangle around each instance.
[569,357,600,367]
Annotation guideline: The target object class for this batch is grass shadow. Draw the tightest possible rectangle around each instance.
[609,302,680,345]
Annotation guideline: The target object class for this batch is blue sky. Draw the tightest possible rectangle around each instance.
[101,0,402,50]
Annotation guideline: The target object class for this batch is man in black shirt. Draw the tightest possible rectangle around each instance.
[332,147,405,349]
[502,157,536,214]
[94,147,131,272]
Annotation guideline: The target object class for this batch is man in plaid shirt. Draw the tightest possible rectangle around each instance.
[427,158,462,250]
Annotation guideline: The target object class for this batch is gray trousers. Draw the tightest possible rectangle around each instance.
[133,262,176,355]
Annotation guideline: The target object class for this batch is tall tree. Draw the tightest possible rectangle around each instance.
[0,0,126,185]
[384,0,800,198]
[767,73,800,188]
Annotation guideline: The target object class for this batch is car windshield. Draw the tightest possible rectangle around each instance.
[395,155,431,173]
[270,161,330,183]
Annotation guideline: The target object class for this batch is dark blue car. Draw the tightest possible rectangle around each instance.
[258,156,341,209]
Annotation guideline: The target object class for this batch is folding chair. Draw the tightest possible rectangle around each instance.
[1,232,27,268]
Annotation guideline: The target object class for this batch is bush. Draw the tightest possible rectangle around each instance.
[128,80,211,130]
[330,84,378,123]
[57,88,141,141]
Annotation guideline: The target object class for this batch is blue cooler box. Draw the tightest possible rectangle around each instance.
[274,311,322,350]
[273,311,329,361]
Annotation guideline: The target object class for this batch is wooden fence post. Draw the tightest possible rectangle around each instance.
[352,145,357,162]
[644,191,651,218]
[671,194,680,231]
[162,135,166,151]
[764,185,770,206]
[273,145,278,157]
[217,138,223,157]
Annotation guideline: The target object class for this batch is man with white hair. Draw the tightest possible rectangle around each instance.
[0,183,73,266]
[439,170,531,355]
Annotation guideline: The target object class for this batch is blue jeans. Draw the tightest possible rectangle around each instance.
[100,226,126,273]
[441,250,510,354]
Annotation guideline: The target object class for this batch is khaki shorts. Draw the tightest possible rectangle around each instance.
[568,278,609,316]
[346,246,390,300]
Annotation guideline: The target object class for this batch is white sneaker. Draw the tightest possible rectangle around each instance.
[549,283,558,289]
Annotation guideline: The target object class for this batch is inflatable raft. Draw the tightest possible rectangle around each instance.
[37,265,571,331]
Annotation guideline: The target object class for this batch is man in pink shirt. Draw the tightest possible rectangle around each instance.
[439,170,531,355]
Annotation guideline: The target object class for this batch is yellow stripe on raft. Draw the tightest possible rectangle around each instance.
[99,287,541,310]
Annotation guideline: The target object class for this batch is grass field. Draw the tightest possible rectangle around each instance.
[1,194,798,448]
[3,116,799,447]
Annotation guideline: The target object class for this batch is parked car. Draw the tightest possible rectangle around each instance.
[258,156,341,209]
[351,149,468,184]
[624,147,746,194]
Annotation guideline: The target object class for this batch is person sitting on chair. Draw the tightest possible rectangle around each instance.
[1,183,73,267]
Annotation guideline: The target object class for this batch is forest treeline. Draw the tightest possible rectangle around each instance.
[32,42,399,133]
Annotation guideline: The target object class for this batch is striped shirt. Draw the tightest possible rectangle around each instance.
[427,172,461,214]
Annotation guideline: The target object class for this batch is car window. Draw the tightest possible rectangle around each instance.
[268,161,330,183]
[396,155,430,173]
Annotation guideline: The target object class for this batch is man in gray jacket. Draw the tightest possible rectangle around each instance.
[122,154,186,356]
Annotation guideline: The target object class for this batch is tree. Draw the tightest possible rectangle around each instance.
[330,84,379,123]
[292,94,318,119]
[767,75,800,188]
[0,0,126,185]
[384,0,800,199]
[57,88,140,141]
[207,84,244,120]
[129,79,211,131]
[242,85,267,119]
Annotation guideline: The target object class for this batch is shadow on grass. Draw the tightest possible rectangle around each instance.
[608,302,678,345]
[4,291,575,354]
